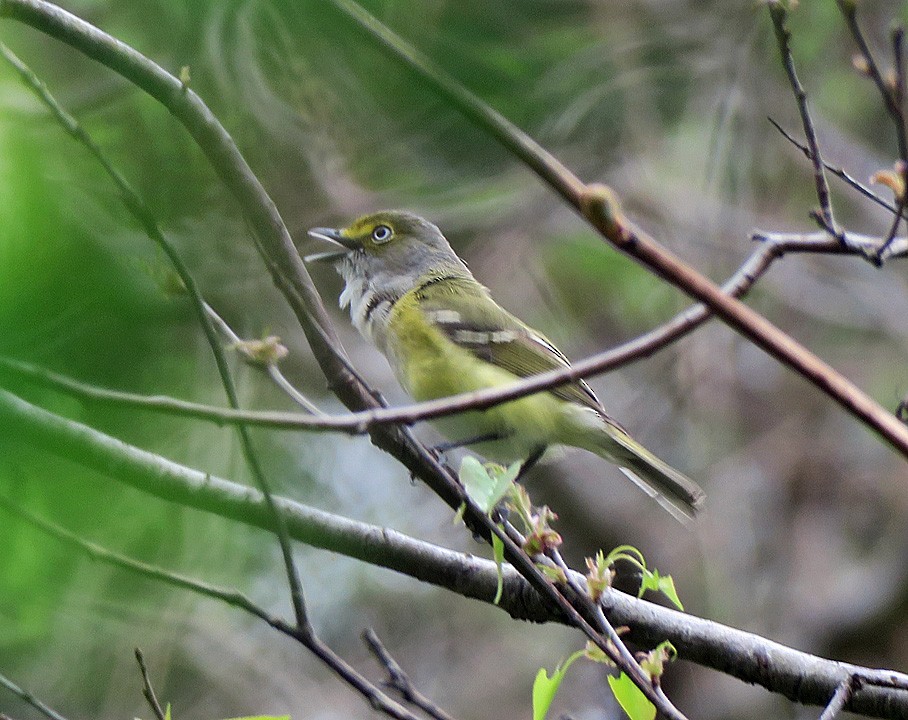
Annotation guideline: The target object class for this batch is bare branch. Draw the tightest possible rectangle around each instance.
[768,2,838,232]
[202,302,324,416]
[0,40,310,631]
[0,496,425,720]
[0,672,69,720]
[134,649,167,720]
[838,2,908,260]
[839,1,908,158]
[819,677,859,720]
[768,117,904,221]
[363,630,458,720]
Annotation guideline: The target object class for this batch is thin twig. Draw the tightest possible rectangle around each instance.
[6,385,908,717]
[202,302,324,415]
[768,117,903,221]
[839,2,901,135]
[878,27,908,258]
[768,2,838,233]
[323,0,908,462]
[0,672,69,720]
[0,41,310,631]
[0,496,425,720]
[838,2,908,260]
[363,630,457,720]
[4,220,907,436]
[134,649,167,720]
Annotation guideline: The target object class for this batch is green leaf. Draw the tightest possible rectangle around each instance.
[459,457,520,514]
[607,673,655,720]
[491,531,505,605]
[532,668,558,720]
[604,544,646,572]
[639,569,683,611]
[638,641,677,679]
[164,705,172,720]
[531,650,585,720]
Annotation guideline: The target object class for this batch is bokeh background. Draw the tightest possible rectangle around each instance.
[2,1,908,718]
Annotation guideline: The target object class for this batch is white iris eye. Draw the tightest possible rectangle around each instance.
[371,224,393,244]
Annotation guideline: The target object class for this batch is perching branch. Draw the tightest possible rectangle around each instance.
[3,386,908,717]
[6,218,908,436]
[323,0,908,461]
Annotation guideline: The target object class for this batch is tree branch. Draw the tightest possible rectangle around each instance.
[768,1,838,233]
[6,218,908,440]
[134,649,167,720]
[363,629,458,720]
[0,39,310,631]
[4,385,908,717]
[322,0,908,461]
[0,497,425,720]
[0,672,69,720]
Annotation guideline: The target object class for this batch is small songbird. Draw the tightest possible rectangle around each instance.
[306,210,704,519]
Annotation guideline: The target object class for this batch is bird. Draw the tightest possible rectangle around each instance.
[306,210,704,519]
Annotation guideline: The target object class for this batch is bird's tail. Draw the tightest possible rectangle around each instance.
[590,420,706,522]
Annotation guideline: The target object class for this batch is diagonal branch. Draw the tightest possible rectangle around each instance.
[0,673,69,720]
[134,649,167,720]
[323,0,908,461]
[0,497,425,720]
[768,117,904,223]
[363,630,458,720]
[768,1,838,233]
[3,385,908,718]
[0,40,310,630]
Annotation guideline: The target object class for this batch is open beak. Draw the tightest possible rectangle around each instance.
[304,227,357,263]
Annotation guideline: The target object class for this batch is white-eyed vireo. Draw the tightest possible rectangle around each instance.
[306,210,704,518]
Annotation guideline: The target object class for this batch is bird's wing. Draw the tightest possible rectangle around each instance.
[414,277,608,416]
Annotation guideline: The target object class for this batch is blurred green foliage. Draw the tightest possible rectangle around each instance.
[1,2,907,719]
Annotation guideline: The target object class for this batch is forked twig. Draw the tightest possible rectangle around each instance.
[134,649,167,720]
[0,496,425,720]
[364,630,457,720]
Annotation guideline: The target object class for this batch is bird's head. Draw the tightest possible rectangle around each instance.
[306,210,470,291]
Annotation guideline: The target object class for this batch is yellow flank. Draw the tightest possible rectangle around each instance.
[386,288,578,461]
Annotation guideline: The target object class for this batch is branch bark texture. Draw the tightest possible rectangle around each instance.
[3,386,908,718]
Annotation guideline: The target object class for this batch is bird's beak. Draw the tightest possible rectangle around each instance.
[304,227,357,263]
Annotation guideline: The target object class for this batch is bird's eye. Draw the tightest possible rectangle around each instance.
[371,225,393,244]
